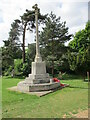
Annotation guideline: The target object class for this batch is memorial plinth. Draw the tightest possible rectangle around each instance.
[17,4,60,92]
[17,60,60,92]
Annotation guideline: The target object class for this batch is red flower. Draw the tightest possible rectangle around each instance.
[53,78,60,82]
[53,78,65,87]
[60,83,65,87]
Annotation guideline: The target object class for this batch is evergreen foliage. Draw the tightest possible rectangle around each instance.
[39,12,72,76]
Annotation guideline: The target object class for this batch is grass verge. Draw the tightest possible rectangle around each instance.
[2,76,88,118]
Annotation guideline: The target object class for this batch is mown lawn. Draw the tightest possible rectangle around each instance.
[2,76,88,118]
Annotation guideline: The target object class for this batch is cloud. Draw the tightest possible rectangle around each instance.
[0,0,88,47]
[0,9,3,23]
[56,2,88,28]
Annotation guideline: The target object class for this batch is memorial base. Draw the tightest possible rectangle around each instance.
[17,61,60,92]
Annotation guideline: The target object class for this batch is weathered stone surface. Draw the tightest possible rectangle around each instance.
[25,73,50,84]
[17,81,60,92]
[8,86,61,97]
[25,78,50,84]
[17,61,61,92]
[32,61,46,74]
[23,62,51,84]
[29,73,49,78]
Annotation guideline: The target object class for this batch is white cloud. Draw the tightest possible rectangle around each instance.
[58,2,88,27]
[0,0,88,47]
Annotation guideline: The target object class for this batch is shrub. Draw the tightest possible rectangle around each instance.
[4,66,13,76]
[14,59,23,76]
[21,62,31,76]
[14,59,31,76]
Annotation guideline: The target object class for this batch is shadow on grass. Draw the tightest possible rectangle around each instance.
[14,76,25,79]
[63,75,83,80]
[69,86,89,89]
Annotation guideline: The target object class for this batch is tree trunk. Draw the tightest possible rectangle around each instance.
[83,72,86,81]
[22,22,27,63]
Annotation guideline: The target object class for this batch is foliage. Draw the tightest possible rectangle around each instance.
[68,21,90,75]
[21,62,31,76]
[2,19,22,73]
[2,8,46,75]
[3,9,90,77]
[55,53,70,73]
[14,59,23,76]
[57,73,82,80]
[3,19,22,59]
[20,9,46,63]
[26,43,36,63]
[2,47,14,75]
[20,10,35,63]
[4,66,13,76]
[14,59,31,76]
[8,19,21,44]
[39,12,72,76]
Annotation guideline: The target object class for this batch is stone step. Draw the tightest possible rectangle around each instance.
[28,73,50,79]
[25,78,50,84]
[17,81,60,92]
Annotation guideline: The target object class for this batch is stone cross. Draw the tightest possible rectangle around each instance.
[17,4,60,93]
[32,4,42,62]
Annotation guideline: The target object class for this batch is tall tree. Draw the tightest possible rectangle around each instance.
[20,10,35,63]
[2,20,22,75]
[26,43,36,63]
[3,19,22,59]
[21,9,46,63]
[39,12,72,77]
[68,21,90,77]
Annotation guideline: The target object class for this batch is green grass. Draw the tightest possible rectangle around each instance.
[2,76,88,118]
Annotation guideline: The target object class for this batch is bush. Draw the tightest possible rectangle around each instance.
[21,62,31,76]
[14,59,31,76]
[14,59,23,76]
[4,66,13,76]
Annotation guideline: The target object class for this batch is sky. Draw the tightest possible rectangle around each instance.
[0,0,89,47]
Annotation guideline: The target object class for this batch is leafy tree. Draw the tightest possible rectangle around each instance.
[20,9,46,63]
[2,20,22,75]
[20,10,35,63]
[14,59,29,76]
[3,19,22,59]
[26,43,36,64]
[68,21,90,77]
[14,43,36,77]
[39,12,72,77]
[2,46,14,75]
[2,8,46,76]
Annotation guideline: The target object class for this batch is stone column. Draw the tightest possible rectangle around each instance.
[32,4,42,62]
